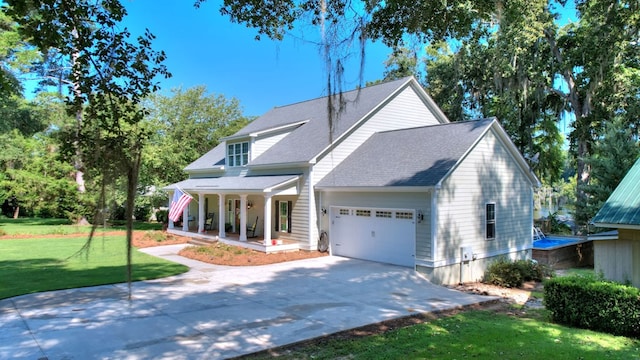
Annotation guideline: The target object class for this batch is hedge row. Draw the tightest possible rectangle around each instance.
[544,275,640,337]
[484,258,553,288]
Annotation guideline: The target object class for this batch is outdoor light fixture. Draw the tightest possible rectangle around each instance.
[417,210,424,223]
[247,201,253,209]
[321,207,327,215]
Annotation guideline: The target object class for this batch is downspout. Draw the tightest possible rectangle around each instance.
[431,186,439,266]
[308,166,316,249]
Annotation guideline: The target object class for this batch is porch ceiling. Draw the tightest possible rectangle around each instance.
[165,174,301,194]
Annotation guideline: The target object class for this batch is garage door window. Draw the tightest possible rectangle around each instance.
[356,209,371,217]
[486,203,496,240]
[396,211,413,220]
[376,210,392,218]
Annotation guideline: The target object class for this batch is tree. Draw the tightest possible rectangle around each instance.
[579,118,639,226]
[6,0,170,296]
[0,128,79,218]
[0,11,40,98]
[142,86,250,187]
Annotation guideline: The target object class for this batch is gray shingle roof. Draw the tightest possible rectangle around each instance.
[316,119,495,188]
[184,144,226,171]
[593,157,640,227]
[250,77,416,165]
[164,174,300,193]
[184,77,416,171]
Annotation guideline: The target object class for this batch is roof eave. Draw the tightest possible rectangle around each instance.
[184,166,225,174]
[593,222,640,230]
[248,161,310,170]
[248,119,310,138]
[315,185,434,192]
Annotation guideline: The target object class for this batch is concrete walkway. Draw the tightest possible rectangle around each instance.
[1,245,495,359]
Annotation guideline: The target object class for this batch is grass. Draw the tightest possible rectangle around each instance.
[561,267,597,278]
[247,308,640,360]
[0,235,188,299]
[0,217,162,236]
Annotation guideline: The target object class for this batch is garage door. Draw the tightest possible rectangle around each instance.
[330,207,415,267]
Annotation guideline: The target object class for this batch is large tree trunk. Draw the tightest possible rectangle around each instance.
[124,143,143,300]
[71,28,89,226]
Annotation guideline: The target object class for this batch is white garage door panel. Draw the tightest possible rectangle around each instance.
[331,207,415,267]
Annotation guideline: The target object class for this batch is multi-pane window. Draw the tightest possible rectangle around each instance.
[227,142,249,167]
[376,211,392,218]
[275,200,292,233]
[486,203,496,240]
[279,201,289,232]
[396,211,413,220]
[356,209,371,217]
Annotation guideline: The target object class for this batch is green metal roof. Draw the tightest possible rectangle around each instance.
[593,157,640,227]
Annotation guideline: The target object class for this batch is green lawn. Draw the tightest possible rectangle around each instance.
[248,309,640,359]
[0,235,188,299]
[0,217,162,236]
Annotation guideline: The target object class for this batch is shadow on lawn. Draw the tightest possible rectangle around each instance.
[0,258,187,300]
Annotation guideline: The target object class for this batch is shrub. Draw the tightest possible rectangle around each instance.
[156,209,168,223]
[484,258,552,288]
[544,275,640,337]
[484,258,523,288]
[515,259,553,282]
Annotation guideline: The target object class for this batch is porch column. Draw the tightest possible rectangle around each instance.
[264,195,272,246]
[198,193,205,233]
[168,191,174,229]
[239,194,248,241]
[218,193,226,238]
[182,206,189,232]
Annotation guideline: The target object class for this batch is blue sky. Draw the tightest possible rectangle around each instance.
[121,0,392,116]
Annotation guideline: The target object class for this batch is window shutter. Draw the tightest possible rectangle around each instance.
[275,200,280,231]
[287,201,292,233]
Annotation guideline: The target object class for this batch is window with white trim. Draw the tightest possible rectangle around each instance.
[486,203,496,240]
[227,142,249,167]
[275,200,292,233]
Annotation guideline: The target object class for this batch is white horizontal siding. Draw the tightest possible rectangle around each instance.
[436,129,532,263]
[252,130,291,161]
[321,191,432,260]
[313,87,443,185]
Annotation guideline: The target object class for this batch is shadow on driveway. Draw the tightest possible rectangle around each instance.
[1,248,494,359]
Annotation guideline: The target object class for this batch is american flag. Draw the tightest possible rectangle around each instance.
[168,188,193,222]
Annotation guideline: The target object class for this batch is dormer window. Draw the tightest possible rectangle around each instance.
[227,142,249,167]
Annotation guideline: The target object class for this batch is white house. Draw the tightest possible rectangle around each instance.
[166,77,540,285]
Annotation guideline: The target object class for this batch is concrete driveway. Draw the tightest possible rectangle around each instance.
[1,244,494,359]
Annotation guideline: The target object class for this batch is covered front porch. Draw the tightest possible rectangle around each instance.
[166,174,302,253]
[167,228,302,253]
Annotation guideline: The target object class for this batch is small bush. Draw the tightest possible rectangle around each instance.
[0,228,6,236]
[484,258,552,288]
[545,275,640,337]
[485,258,523,287]
[156,209,168,224]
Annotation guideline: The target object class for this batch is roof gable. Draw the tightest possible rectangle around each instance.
[249,77,422,166]
[184,76,447,172]
[317,119,495,188]
[593,157,640,227]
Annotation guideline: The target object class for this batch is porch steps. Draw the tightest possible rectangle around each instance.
[188,237,217,246]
